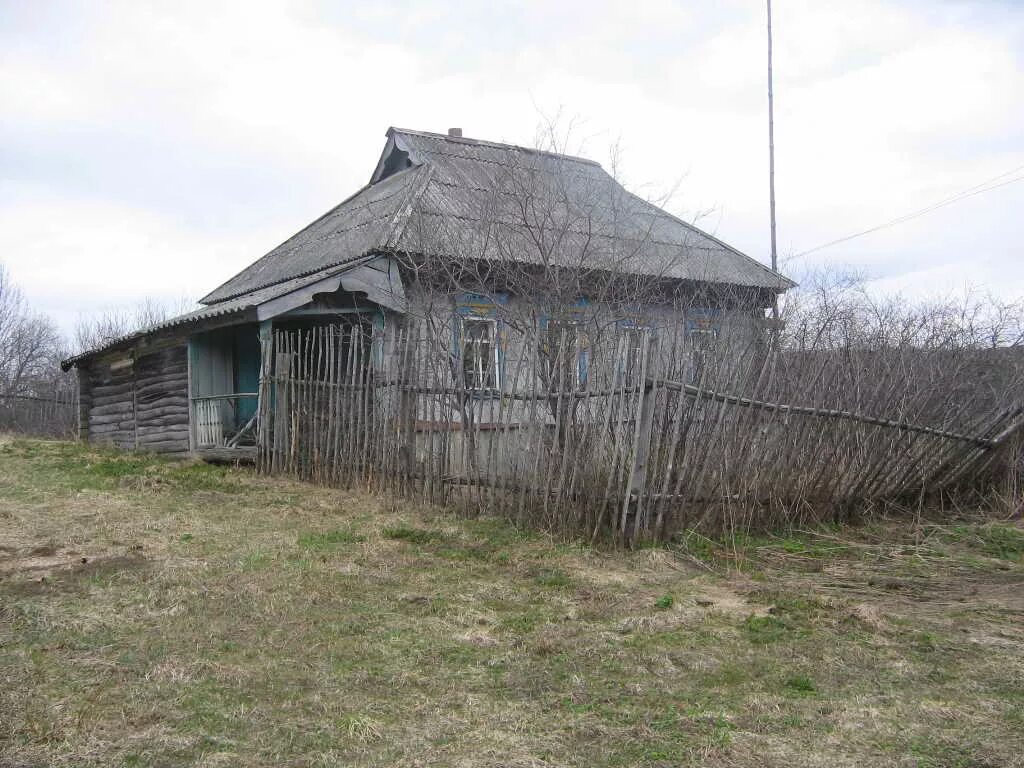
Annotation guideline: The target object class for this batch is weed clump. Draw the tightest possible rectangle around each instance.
[783,675,817,695]
[533,567,571,588]
[382,525,446,545]
[298,529,365,550]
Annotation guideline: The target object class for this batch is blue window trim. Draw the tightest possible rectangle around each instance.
[540,309,590,388]
[685,307,721,334]
[453,292,507,395]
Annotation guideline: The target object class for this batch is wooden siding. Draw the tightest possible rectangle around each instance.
[135,346,189,454]
[84,355,136,450]
[80,342,189,455]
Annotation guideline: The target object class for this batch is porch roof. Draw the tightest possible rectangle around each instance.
[61,260,390,370]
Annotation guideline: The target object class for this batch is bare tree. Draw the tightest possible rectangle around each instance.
[0,263,74,435]
[0,264,65,398]
[73,296,195,354]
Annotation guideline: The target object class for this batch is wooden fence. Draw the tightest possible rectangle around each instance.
[256,323,1024,540]
[0,391,77,438]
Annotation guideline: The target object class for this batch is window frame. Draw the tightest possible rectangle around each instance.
[544,318,586,390]
[689,327,718,384]
[460,316,500,392]
[619,325,652,387]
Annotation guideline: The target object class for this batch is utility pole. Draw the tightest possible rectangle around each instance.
[767,0,780,322]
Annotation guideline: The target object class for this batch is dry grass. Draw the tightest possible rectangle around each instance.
[1,438,1023,767]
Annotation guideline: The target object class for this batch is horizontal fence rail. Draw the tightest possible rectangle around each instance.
[255,322,1023,541]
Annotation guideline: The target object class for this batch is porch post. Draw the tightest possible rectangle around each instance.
[256,320,273,468]
[186,338,195,452]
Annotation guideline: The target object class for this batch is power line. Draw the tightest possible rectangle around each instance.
[795,164,1024,258]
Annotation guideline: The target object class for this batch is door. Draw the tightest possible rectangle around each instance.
[234,327,261,426]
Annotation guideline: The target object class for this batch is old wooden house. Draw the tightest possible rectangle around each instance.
[62,127,792,464]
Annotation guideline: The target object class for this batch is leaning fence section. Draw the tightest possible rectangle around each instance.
[257,322,1024,541]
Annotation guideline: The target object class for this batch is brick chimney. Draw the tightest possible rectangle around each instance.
[447,127,463,138]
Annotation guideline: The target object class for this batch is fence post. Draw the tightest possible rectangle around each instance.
[394,323,416,492]
[997,430,1022,509]
[621,334,657,541]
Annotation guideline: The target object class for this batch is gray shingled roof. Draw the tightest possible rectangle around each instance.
[61,263,361,370]
[200,127,792,305]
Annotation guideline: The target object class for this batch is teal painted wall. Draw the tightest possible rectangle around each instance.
[233,326,261,424]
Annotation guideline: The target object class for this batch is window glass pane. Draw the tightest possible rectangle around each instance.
[621,327,647,385]
[690,329,717,384]
[462,318,497,390]
[546,321,579,387]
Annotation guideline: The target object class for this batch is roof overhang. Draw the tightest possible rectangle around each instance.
[256,255,406,319]
[61,305,255,370]
[61,257,407,370]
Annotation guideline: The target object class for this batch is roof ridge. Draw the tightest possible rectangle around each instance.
[382,163,435,250]
[388,127,602,168]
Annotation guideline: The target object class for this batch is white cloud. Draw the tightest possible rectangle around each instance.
[0,184,278,331]
[0,0,1021,337]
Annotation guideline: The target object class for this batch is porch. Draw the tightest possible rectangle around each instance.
[188,324,261,459]
[187,315,376,463]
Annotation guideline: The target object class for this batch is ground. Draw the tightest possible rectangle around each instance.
[1,438,1023,768]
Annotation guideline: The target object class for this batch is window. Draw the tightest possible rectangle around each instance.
[620,327,649,386]
[689,329,718,384]
[545,320,583,388]
[462,318,499,390]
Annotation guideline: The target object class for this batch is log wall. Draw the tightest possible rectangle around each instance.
[136,346,190,454]
[79,342,190,455]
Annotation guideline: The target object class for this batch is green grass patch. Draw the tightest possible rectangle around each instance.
[240,548,272,570]
[743,614,796,644]
[975,524,1024,561]
[937,522,1024,562]
[382,525,447,545]
[533,567,572,588]
[298,528,365,550]
[782,675,817,696]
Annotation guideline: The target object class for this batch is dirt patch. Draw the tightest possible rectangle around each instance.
[616,578,770,635]
[571,548,700,590]
[0,545,147,596]
[780,559,1024,613]
[0,545,77,576]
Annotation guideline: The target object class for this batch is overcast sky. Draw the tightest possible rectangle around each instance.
[2,0,1022,333]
